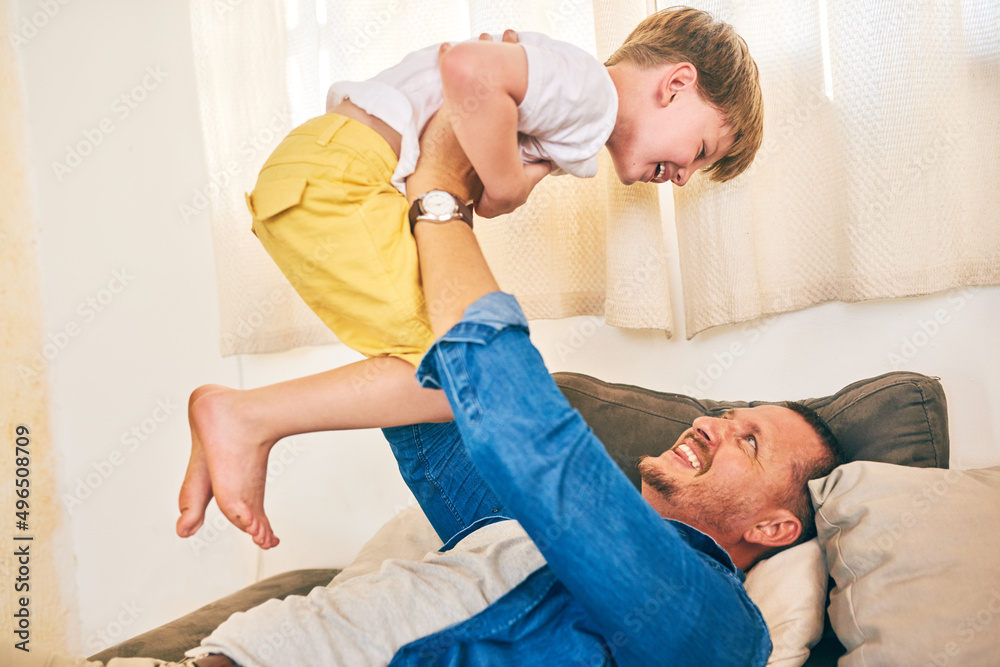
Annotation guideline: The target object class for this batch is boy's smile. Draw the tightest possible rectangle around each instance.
[605,61,735,187]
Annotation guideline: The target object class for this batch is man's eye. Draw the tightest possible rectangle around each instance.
[746,435,758,452]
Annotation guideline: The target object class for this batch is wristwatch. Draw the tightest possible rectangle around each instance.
[408,190,474,234]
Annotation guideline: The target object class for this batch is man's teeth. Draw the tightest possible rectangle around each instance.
[677,443,701,470]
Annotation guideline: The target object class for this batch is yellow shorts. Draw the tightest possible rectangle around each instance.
[245,114,434,367]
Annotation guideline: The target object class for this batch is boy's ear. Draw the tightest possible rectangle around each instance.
[660,62,699,106]
[741,509,802,549]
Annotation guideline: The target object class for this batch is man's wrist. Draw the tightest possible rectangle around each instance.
[409,190,474,234]
[407,168,475,206]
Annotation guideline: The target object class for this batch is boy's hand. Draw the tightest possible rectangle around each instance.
[475,160,551,218]
[484,29,520,45]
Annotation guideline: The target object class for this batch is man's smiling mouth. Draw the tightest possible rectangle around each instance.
[675,442,702,470]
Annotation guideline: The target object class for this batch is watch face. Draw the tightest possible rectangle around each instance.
[422,190,458,217]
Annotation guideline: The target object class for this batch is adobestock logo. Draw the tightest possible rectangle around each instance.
[887,288,975,369]
[86,601,144,654]
[18,268,136,383]
[51,65,168,182]
[62,397,180,513]
[6,0,72,50]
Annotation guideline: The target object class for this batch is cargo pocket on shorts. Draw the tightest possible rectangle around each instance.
[245,178,309,225]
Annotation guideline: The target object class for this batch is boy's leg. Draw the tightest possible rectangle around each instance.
[177,357,453,549]
[182,114,443,549]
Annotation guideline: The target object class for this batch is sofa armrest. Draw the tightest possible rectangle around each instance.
[89,569,340,662]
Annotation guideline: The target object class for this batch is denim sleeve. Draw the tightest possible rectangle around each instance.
[381,422,510,544]
[416,292,770,666]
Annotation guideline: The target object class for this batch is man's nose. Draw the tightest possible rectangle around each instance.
[691,415,728,448]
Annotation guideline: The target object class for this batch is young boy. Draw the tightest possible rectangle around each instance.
[177,7,763,549]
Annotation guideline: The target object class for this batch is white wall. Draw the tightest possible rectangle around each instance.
[17,0,999,655]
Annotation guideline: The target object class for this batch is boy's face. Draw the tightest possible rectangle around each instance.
[606,62,735,187]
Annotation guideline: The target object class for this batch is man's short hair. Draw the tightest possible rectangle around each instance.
[777,401,847,548]
[604,6,764,182]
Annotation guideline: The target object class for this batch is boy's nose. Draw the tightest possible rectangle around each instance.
[674,168,691,186]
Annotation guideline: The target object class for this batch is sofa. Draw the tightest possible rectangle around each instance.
[93,370,1000,665]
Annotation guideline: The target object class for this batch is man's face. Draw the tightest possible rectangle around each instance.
[638,406,823,543]
[605,65,735,187]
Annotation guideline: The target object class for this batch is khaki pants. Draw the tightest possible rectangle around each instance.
[246,113,435,368]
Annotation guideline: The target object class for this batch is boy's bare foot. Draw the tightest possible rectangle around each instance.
[178,384,280,549]
[176,384,217,538]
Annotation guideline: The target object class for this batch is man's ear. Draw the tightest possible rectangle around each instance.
[659,62,698,106]
[742,509,802,549]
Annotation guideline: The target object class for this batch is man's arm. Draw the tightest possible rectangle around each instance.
[405,105,481,208]
[409,116,770,665]
[405,36,509,337]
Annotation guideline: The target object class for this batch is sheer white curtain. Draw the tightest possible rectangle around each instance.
[191,0,671,356]
[672,0,1000,337]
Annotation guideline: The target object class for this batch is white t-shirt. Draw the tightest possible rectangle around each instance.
[327,32,618,196]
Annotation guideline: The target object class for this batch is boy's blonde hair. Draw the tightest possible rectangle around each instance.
[606,6,763,183]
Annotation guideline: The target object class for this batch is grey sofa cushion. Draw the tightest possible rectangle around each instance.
[552,370,950,491]
[89,569,340,662]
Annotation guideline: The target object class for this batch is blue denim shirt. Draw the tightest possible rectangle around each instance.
[383,293,770,666]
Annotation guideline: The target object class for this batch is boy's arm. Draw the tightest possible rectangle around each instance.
[438,36,551,218]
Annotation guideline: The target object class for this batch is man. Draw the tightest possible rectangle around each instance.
[181,109,842,666]
[10,90,841,667]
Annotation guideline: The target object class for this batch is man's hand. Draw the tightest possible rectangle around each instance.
[407,111,482,207]
[407,30,529,212]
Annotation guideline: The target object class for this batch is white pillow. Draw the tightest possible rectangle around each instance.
[336,506,827,665]
[745,539,828,666]
[809,461,1000,666]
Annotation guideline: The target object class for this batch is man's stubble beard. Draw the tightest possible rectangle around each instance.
[637,456,680,500]
[637,455,756,538]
